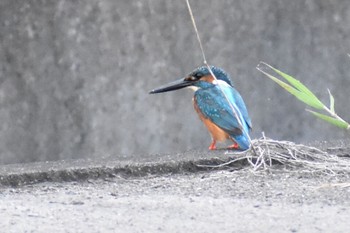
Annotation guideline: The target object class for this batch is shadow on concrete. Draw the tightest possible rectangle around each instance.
[0,150,253,186]
[2,139,350,186]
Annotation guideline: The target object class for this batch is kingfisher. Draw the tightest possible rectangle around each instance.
[149,66,252,151]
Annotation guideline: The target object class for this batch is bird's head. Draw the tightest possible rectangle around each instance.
[149,66,232,94]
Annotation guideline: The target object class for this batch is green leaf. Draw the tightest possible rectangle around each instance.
[328,89,335,114]
[261,62,324,108]
[269,65,314,95]
[306,109,349,129]
[260,70,325,109]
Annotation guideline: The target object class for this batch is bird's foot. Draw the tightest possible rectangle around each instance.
[209,140,217,150]
[227,143,240,150]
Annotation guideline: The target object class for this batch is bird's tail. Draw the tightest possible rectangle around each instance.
[232,132,251,151]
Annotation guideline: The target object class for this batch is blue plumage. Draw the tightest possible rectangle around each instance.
[189,66,233,86]
[194,79,251,150]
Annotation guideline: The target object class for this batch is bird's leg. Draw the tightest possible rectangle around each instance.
[227,142,239,150]
[209,139,217,150]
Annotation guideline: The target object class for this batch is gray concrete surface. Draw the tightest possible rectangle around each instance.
[0,143,350,232]
[0,0,350,164]
[1,167,350,233]
[0,149,235,186]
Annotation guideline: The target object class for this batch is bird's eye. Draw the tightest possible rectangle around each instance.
[186,76,197,81]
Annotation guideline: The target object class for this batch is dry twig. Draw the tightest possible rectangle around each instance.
[199,136,350,174]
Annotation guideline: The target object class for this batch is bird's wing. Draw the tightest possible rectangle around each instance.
[226,86,252,130]
[194,85,250,136]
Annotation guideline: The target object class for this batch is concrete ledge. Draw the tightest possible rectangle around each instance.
[1,140,350,186]
[0,150,252,186]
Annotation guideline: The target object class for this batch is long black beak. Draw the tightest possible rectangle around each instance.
[149,78,193,94]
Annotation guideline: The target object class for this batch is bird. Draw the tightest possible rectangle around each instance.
[149,66,252,151]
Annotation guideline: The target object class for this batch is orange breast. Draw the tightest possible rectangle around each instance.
[193,98,230,142]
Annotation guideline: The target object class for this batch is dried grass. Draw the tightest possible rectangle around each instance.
[201,134,350,174]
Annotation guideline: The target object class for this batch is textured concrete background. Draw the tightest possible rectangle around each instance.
[0,0,349,164]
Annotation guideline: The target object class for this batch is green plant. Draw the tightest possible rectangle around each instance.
[257,62,350,130]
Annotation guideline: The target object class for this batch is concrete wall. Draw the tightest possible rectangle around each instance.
[0,0,349,164]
